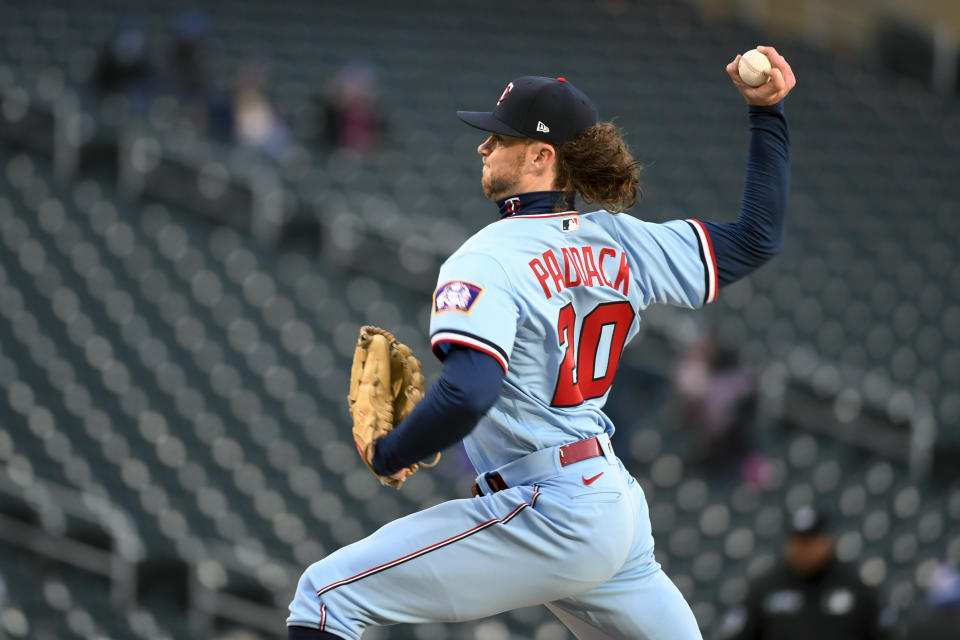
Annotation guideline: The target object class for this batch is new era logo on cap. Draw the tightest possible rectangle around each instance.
[457,76,599,146]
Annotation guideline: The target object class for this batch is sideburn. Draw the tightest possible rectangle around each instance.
[483,147,530,200]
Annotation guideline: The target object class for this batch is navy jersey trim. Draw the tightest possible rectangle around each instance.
[684,219,718,305]
[496,210,579,222]
[315,487,540,597]
[431,329,509,373]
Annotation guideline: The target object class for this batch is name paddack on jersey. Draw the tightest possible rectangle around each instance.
[528,245,630,299]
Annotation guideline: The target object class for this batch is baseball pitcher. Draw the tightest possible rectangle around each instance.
[288,47,796,639]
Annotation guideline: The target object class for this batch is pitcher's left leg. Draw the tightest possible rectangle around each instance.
[546,565,702,640]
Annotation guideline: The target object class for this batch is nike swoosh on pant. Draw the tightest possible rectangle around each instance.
[582,472,603,485]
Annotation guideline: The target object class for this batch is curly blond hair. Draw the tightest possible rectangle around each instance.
[554,122,642,214]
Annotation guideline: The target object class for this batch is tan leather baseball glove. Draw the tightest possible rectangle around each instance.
[348,326,437,488]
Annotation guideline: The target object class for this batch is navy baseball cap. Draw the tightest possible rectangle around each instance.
[457,76,598,146]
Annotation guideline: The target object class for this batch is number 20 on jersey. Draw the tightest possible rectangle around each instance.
[551,301,635,407]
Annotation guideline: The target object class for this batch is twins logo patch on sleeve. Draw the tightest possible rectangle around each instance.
[434,280,483,314]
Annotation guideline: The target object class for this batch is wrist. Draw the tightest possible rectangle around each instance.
[748,101,785,113]
[370,441,392,476]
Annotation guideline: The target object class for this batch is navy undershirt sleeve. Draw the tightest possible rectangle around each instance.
[703,101,790,287]
[371,345,505,476]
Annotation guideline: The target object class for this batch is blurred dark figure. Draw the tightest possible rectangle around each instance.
[233,60,293,159]
[93,21,155,108]
[674,337,756,474]
[903,561,960,640]
[717,507,888,640]
[158,10,231,139]
[161,10,210,102]
[320,61,384,152]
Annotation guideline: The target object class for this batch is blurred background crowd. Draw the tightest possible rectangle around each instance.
[92,8,384,158]
[0,0,958,638]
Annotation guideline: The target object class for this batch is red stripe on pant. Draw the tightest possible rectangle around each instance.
[316,487,540,597]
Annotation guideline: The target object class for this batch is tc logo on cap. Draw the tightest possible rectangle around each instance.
[458,76,599,146]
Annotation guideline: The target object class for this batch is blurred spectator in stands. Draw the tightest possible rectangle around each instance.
[93,20,155,109]
[902,561,960,640]
[161,10,210,102]
[232,59,293,159]
[319,60,384,152]
[158,10,231,140]
[718,506,889,640]
[673,337,757,476]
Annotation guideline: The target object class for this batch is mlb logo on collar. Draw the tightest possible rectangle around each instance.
[562,217,579,232]
[434,280,484,314]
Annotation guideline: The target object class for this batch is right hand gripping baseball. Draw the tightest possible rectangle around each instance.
[348,326,434,489]
[727,45,797,106]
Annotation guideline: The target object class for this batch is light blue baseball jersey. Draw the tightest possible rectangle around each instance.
[430,209,718,473]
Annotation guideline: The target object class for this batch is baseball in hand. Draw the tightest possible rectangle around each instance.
[738,49,771,87]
